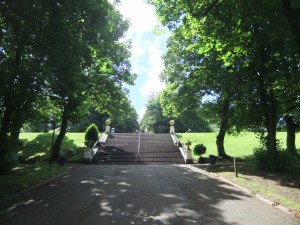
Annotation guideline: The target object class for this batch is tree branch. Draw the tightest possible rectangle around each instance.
[187,0,219,18]
[281,0,300,48]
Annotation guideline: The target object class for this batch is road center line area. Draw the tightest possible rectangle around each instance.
[0,164,298,225]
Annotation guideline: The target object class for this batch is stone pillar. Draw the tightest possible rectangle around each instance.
[185,141,193,164]
[105,119,111,134]
[169,120,175,134]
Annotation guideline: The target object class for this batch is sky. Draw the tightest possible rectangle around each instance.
[113,0,169,120]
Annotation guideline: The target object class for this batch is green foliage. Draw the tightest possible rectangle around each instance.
[0,0,137,167]
[0,144,17,173]
[84,124,99,142]
[150,0,300,159]
[193,144,207,156]
[141,93,211,133]
[0,162,69,199]
[0,132,85,198]
[178,132,300,158]
[253,147,292,172]
[252,134,293,171]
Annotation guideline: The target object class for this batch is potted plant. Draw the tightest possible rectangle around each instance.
[84,123,100,148]
[84,124,100,163]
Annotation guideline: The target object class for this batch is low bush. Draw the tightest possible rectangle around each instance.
[253,147,292,171]
[193,144,207,156]
[84,124,99,144]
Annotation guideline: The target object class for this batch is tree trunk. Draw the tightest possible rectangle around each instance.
[284,115,297,155]
[281,0,300,48]
[0,98,15,170]
[10,110,24,143]
[0,45,23,169]
[53,114,68,160]
[216,98,231,159]
[265,94,278,153]
[10,125,22,144]
[0,135,10,172]
[255,49,278,153]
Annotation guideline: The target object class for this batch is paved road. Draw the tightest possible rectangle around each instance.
[0,165,298,225]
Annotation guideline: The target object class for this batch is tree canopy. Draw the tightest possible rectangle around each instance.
[141,93,211,133]
[0,0,138,170]
[150,0,300,159]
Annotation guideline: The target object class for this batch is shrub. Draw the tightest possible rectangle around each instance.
[193,144,207,156]
[0,141,17,173]
[84,123,99,143]
[253,147,292,172]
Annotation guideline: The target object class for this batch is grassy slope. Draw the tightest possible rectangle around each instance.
[177,132,300,158]
[0,132,86,199]
[177,132,300,214]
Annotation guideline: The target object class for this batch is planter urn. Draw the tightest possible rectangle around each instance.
[185,141,193,164]
[169,120,175,134]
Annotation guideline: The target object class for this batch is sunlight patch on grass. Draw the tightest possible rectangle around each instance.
[28,152,46,159]
[12,166,25,171]
[0,162,70,199]
[177,132,300,158]
[34,166,42,171]
[1,132,84,199]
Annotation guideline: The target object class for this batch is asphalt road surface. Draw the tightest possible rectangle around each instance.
[0,165,299,225]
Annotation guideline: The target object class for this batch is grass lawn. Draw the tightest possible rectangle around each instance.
[176,132,300,158]
[177,132,300,216]
[205,161,300,216]
[0,132,87,199]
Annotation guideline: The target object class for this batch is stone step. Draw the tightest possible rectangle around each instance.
[93,133,184,165]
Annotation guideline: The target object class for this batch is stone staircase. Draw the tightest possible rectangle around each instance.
[92,133,185,164]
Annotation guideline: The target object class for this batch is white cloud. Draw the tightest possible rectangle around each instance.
[112,0,169,119]
[116,0,158,35]
[137,106,146,122]
[139,36,166,97]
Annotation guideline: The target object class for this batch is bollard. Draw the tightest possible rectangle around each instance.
[234,157,238,177]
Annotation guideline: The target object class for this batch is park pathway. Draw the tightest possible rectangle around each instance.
[0,164,299,225]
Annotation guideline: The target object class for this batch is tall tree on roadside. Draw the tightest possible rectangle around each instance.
[0,0,50,170]
[150,0,300,156]
[45,0,135,159]
[281,0,300,48]
[0,0,136,168]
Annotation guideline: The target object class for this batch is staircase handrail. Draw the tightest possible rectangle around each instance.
[170,133,187,161]
[91,133,109,160]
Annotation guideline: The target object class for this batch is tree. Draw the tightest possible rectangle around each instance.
[150,0,300,157]
[0,0,136,169]
[141,93,211,133]
[281,0,300,48]
[0,0,50,170]
[44,0,136,159]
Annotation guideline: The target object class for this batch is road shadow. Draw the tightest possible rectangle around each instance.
[2,165,297,225]
[92,145,143,165]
